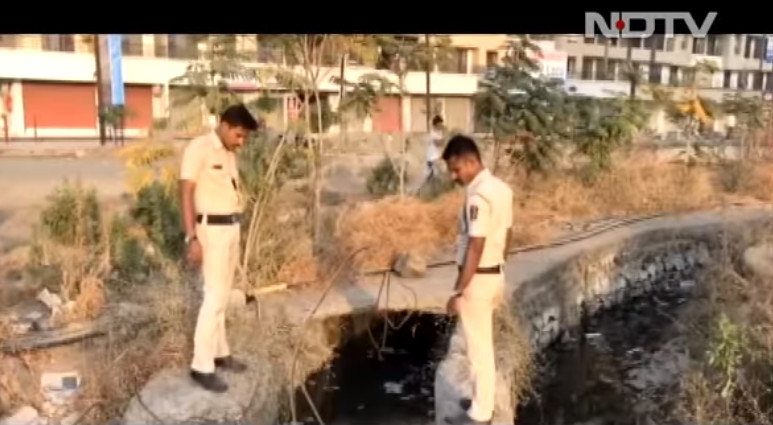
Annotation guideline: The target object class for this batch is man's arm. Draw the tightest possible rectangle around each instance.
[454,195,492,294]
[179,143,203,238]
[455,237,485,294]
[503,227,513,260]
[179,180,197,238]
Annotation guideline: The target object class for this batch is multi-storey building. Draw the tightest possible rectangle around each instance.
[557,34,773,97]
[553,34,773,133]
[0,34,500,140]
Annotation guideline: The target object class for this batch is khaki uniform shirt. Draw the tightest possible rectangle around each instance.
[456,169,513,267]
[179,132,243,214]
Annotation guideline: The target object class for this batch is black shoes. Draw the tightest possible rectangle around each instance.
[189,370,228,393]
[190,357,247,393]
[215,356,248,373]
[444,398,492,425]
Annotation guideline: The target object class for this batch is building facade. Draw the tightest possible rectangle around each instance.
[0,34,498,140]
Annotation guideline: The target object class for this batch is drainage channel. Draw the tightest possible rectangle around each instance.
[292,273,695,425]
[516,277,695,425]
[294,310,453,425]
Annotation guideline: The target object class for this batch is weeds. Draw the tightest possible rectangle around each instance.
[366,156,406,197]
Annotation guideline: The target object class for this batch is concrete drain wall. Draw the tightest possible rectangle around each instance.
[119,208,771,425]
[436,229,718,425]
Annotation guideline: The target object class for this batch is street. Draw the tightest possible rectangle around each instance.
[0,157,128,252]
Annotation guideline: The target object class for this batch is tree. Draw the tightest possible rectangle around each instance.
[650,60,720,163]
[569,96,650,180]
[723,93,772,160]
[474,34,568,176]
[171,35,281,130]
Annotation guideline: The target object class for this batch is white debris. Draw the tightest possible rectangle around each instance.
[383,381,404,394]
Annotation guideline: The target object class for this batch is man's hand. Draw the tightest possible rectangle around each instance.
[446,294,462,316]
[186,239,203,266]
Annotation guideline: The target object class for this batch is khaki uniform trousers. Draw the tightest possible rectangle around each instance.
[190,220,241,374]
[459,272,505,422]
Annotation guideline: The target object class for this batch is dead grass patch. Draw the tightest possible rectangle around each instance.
[335,191,463,270]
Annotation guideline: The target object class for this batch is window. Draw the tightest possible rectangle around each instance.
[707,36,721,56]
[154,35,168,58]
[456,48,469,73]
[754,37,764,59]
[486,50,498,67]
[665,37,675,52]
[753,71,764,90]
[566,56,576,77]
[745,37,754,58]
[122,34,144,56]
[581,57,594,80]
[649,64,662,84]
[723,70,732,89]
[692,38,706,55]
[738,71,749,90]
[644,35,665,51]
[595,59,607,80]
[584,37,595,44]
[627,38,643,49]
[735,35,743,56]
[670,66,680,86]
[168,35,198,60]
[766,72,773,92]
[42,35,75,52]
[0,35,16,48]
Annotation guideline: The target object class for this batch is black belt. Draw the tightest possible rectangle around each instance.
[457,264,503,274]
[196,214,240,225]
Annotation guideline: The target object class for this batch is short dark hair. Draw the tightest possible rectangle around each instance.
[220,104,259,131]
[432,115,444,126]
[442,134,481,162]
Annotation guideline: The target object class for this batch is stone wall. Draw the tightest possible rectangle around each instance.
[435,226,723,425]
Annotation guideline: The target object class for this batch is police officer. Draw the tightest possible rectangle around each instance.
[441,135,513,425]
[179,104,259,393]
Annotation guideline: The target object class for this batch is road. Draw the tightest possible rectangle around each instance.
[0,157,128,252]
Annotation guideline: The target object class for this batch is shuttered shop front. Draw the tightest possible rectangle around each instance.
[22,81,97,129]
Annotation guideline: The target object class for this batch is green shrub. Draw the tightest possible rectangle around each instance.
[40,181,102,246]
[416,172,456,201]
[109,215,151,280]
[366,157,406,196]
[130,181,184,260]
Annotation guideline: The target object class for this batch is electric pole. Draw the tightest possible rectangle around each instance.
[425,34,432,132]
[93,34,107,146]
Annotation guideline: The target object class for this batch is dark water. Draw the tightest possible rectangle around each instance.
[516,279,694,425]
[294,277,693,425]
[296,311,454,425]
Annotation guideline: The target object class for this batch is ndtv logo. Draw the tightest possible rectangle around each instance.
[585,12,718,38]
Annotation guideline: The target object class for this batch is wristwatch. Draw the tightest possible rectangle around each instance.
[185,234,198,245]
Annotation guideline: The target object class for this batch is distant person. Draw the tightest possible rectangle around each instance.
[179,103,259,393]
[426,115,446,178]
[441,135,513,425]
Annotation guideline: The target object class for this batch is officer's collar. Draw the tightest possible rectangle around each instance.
[210,131,226,150]
[468,168,490,188]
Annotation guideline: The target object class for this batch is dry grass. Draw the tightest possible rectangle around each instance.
[675,222,773,425]
[335,191,463,271]
[73,271,196,424]
[331,152,772,273]
[493,305,535,421]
